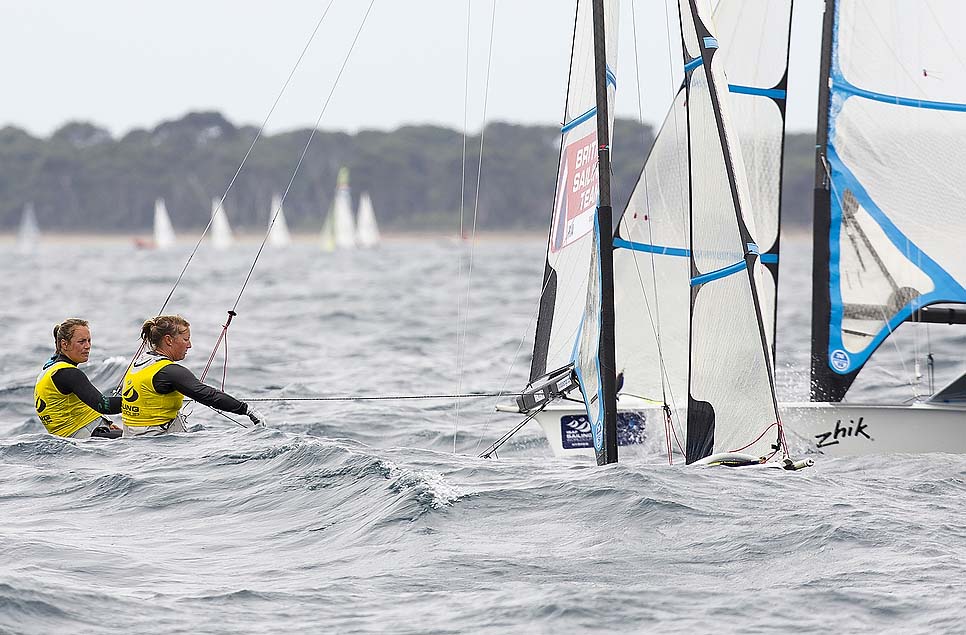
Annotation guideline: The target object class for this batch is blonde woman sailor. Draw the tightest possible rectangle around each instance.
[34,319,123,439]
[121,315,265,436]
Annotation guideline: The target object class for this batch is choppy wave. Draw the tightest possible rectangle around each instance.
[1,239,965,634]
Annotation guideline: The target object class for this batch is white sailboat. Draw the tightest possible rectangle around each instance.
[319,211,335,252]
[267,193,292,247]
[16,203,40,255]
[210,197,234,250]
[153,198,177,250]
[500,0,797,467]
[333,167,356,249]
[356,192,380,248]
[779,0,966,455]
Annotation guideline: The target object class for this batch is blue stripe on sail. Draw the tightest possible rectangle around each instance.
[823,144,966,374]
[833,79,966,112]
[760,254,778,264]
[690,260,747,287]
[562,107,596,133]
[746,242,760,255]
[606,66,617,88]
[703,37,718,49]
[684,57,703,72]
[728,84,787,100]
[613,237,689,257]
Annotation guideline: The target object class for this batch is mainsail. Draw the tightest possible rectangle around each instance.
[811,0,966,401]
[612,0,792,459]
[153,198,176,250]
[679,0,783,461]
[530,0,619,465]
[267,193,292,247]
[210,197,234,250]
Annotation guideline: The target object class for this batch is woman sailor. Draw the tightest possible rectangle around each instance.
[34,319,123,439]
[120,315,265,436]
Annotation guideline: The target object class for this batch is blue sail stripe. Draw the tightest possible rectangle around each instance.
[613,237,689,257]
[684,57,703,72]
[690,260,747,287]
[833,79,966,112]
[605,66,617,88]
[760,254,779,264]
[728,84,787,100]
[561,107,596,133]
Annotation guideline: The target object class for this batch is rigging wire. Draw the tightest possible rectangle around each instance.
[112,0,338,393]
[199,0,378,383]
[453,0,474,454]
[454,0,499,448]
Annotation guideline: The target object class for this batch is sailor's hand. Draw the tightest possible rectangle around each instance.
[246,406,267,427]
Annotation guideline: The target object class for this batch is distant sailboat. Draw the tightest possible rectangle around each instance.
[332,167,356,249]
[355,192,380,248]
[153,198,176,250]
[319,211,335,252]
[16,203,39,255]
[210,197,234,250]
[267,193,292,247]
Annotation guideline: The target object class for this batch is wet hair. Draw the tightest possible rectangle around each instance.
[53,318,89,354]
[140,315,190,349]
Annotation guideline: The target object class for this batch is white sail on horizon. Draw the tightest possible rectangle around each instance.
[16,203,39,255]
[267,193,292,247]
[153,198,176,250]
[210,197,234,250]
[332,167,356,250]
[356,192,380,248]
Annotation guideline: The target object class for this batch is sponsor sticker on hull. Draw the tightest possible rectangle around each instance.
[560,412,646,450]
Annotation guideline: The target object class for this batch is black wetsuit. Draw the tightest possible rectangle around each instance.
[45,354,121,415]
[146,353,248,415]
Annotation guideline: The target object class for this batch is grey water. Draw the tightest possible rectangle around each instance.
[1,235,964,634]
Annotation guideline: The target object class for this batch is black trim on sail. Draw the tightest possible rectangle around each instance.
[591,0,618,465]
[809,0,847,402]
[684,0,783,463]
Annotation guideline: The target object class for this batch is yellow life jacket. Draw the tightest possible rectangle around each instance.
[121,357,184,427]
[34,361,103,437]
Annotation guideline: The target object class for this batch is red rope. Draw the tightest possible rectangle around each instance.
[730,421,785,463]
[200,310,236,384]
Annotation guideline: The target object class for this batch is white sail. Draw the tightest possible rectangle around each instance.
[356,192,380,247]
[612,0,792,434]
[16,203,40,255]
[153,198,176,250]
[210,197,234,250]
[530,0,619,461]
[267,193,292,247]
[319,211,335,252]
[811,0,966,400]
[678,0,782,461]
[332,167,356,249]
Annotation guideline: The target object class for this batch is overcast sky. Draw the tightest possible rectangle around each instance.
[0,1,825,139]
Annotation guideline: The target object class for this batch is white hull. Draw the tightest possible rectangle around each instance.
[505,399,966,459]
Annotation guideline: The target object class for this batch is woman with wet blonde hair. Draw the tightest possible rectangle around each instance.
[120,314,265,436]
[33,318,122,439]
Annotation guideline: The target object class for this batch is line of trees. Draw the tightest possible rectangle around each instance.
[0,111,815,234]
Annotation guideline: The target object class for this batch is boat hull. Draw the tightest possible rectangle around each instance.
[511,400,966,458]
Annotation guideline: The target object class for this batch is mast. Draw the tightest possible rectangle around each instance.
[809,0,841,402]
[591,0,618,464]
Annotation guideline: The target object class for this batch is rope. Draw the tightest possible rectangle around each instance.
[199,0,377,378]
[454,0,500,450]
[241,392,517,402]
[113,1,337,395]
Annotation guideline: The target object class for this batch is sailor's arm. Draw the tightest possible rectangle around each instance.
[154,364,248,415]
[51,367,122,414]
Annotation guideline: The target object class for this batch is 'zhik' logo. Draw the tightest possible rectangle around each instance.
[123,387,139,402]
[36,397,46,413]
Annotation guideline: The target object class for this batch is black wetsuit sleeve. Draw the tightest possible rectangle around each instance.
[51,367,122,415]
[152,364,248,415]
